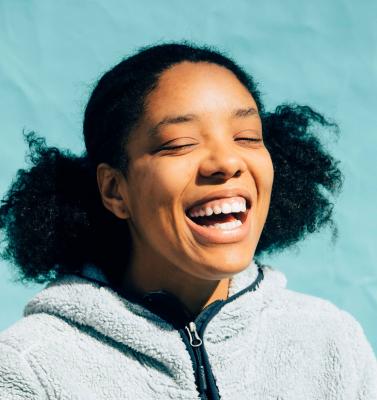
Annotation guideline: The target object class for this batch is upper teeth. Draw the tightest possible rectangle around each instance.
[189,199,247,218]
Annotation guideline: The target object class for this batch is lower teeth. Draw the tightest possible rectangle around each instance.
[202,219,242,230]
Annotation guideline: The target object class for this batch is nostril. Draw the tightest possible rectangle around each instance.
[209,169,242,180]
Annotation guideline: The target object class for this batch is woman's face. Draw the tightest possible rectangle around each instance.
[121,61,274,280]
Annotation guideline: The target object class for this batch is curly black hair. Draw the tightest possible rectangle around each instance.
[0,42,343,285]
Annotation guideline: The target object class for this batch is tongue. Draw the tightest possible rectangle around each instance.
[193,213,237,226]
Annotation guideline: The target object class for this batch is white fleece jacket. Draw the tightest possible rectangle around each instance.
[0,260,376,399]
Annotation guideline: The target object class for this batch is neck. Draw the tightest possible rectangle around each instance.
[113,257,230,317]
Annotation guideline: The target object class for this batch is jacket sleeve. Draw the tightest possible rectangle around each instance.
[0,342,46,399]
[340,310,377,400]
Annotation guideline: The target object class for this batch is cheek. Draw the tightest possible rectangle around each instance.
[249,150,274,196]
[153,158,193,199]
[263,155,274,193]
[128,158,192,223]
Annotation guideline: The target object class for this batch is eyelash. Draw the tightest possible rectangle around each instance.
[236,138,262,143]
[160,144,193,150]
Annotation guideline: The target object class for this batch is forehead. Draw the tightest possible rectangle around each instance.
[144,61,255,116]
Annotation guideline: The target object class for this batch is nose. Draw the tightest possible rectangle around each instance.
[198,140,247,181]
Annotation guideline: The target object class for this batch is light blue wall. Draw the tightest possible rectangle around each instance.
[1,0,376,353]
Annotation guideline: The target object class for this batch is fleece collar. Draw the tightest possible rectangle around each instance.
[23,259,287,375]
[76,261,265,329]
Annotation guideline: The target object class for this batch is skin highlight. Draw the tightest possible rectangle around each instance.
[97,61,274,316]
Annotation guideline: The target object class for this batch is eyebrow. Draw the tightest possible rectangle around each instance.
[232,107,258,118]
[147,106,259,137]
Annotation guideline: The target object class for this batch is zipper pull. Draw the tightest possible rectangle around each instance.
[185,322,207,394]
[185,321,203,347]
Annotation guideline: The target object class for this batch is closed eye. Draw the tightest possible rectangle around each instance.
[235,138,262,142]
[159,144,195,151]
[155,143,195,153]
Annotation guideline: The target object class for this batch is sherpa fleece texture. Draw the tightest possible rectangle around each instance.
[0,260,376,399]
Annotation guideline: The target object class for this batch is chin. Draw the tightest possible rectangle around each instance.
[194,247,255,280]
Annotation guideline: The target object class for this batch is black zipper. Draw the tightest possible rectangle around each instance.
[182,293,232,400]
[178,265,264,399]
[181,322,209,398]
[180,302,224,400]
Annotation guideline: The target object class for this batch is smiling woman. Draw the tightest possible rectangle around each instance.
[0,42,376,399]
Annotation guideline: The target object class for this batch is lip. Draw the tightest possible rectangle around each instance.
[184,188,252,212]
[184,187,253,244]
[185,205,252,244]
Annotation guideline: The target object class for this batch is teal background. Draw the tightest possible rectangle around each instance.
[1,1,376,353]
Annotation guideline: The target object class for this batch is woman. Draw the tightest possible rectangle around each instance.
[0,42,376,399]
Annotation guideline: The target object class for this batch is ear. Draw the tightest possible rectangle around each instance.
[96,162,130,220]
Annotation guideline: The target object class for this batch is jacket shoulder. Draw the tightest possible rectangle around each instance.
[0,313,88,399]
[0,336,47,399]
[271,285,369,339]
[0,313,73,354]
[268,285,377,398]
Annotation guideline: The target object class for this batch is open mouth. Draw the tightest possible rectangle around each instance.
[185,198,251,231]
